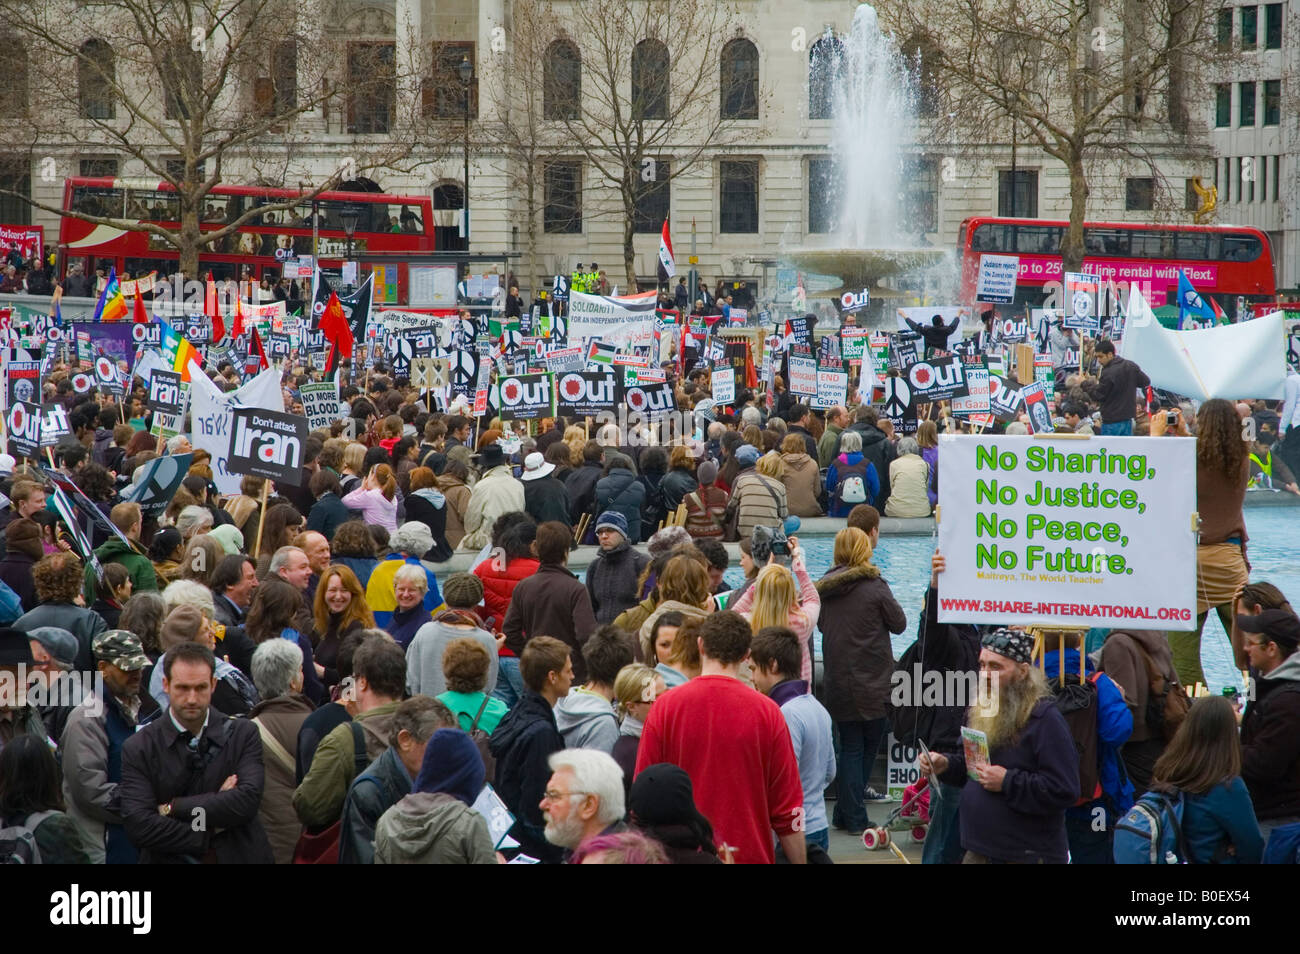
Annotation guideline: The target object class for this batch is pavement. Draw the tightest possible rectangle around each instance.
[821,797,927,865]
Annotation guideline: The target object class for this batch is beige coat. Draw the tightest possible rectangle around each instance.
[885,454,932,518]
[436,473,472,548]
[780,452,824,518]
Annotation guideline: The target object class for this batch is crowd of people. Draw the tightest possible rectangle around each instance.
[0,318,1297,867]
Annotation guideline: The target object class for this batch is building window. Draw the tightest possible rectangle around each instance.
[808,157,836,234]
[423,43,477,120]
[1241,6,1258,50]
[544,159,582,233]
[544,39,581,121]
[78,39,116,120]
[719,159,759,233]
[902,34,942,118]
[255,41,298,117]
[0,42,28,117]
[1215,84,1231,126]
[348,42,395,133]
[79,157,119,178]
[902,157,938,233]
[1261,155,1268,201]
[1236,158,1244,203]
[1264,79,1280,125]
[1240,81,1256,126]
[0,156,30,225]
[631,40,669,120]
[1125,177,1154,212]
[1217,7,1234,51]
[997,169,1038,218]
[162,47,201,121]
[633,158,670,233]
[1266,3,1283,48]
[808,35,843,120]
[1274,155,1280,202]
[720,38,759,120]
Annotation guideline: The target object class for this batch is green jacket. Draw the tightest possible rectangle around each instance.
[85,536,158,603]
[817,424,843,469]
[373,792,497,864]
[292,701,400,828]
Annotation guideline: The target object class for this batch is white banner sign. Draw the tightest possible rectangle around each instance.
[787,354,817,396]
[976,255,1019,305]
[951,365,990,415]
[813,368,848,409]
[567,290,658,350]
[710,367,735,405]
[300,378,342,431]
[936,435,1197,627]
[189,366,286,495]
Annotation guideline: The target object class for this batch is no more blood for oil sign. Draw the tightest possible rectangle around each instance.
[227,407,309,487]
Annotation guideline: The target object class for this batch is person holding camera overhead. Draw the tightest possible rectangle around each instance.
[731,529,820,686]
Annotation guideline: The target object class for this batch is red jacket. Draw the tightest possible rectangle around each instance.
[473,557,540,655]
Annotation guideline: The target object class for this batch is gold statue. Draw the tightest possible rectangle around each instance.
[1191,177,1217,225]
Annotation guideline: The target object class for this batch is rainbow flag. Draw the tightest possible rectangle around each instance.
[159,318,201,382]
[92,267,129,323]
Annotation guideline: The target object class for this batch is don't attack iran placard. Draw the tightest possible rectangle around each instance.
[936,435,1197,628]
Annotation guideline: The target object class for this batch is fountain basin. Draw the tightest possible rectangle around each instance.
[781,246,951,298]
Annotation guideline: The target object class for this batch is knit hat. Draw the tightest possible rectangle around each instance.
[595,510,629,539]
[735,444,760,467]
[5,517,43,560]
[628,763,715,848]
[413,729,486,805]
[208,524,244,555]
[160,604,206,651]
[92,629,150,671]
[648,525,692,558]
[981,627,1035,664]
[443,572,484,610]
[697,459,718,486]
[28,627,78,671]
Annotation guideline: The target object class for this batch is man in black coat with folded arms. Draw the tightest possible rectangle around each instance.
[120,641,273,864]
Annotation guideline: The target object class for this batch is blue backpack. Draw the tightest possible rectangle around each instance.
[1113,791,1189,864]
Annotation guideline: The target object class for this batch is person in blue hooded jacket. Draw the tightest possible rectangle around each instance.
[1039,631,1134,864]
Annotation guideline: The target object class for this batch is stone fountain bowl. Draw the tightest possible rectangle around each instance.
[782,246,950,295]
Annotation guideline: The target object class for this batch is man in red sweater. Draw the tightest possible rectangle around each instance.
[635,611,807,864]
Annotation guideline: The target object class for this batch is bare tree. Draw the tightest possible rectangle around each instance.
[528,0,761,289]
[883,0,1221,271]
[0,0,429,276]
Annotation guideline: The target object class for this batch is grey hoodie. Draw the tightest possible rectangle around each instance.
[554,687,620,754]
[373,792,497,864]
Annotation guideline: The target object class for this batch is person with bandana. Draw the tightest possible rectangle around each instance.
[918,627,1080,864]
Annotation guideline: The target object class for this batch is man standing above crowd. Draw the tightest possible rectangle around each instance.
[1094,339,1149,436]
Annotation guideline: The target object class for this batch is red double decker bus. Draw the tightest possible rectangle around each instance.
[58,177,435,303]
[958,216,1277,317]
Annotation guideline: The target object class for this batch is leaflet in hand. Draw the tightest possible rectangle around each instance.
[961,726,990,781]
[473,783,517,850]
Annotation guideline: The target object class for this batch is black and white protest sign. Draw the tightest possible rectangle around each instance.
[1021,383,1053,434]
[148,370,184,414]
[40,403,71,447]
[907,356,971,403]
[889,332,921,372]
[992,315,1029,344]
[123,453,193,518]
[6,357,40,408]
[620,380,677,419]
[405,327,439,357]
[184,320,211,346]
[267,332,292,360]
[95,354,124,396]
[976,254,1018,304]
[387,333,415,378]
[497,373,553,420]
[556,371,617,417]
[711,367,736,405]
[988,373,1025,421]
[131,322,163,349]
[227,407,309,486]
[552,274,570,302]
[7,400,42,459]
[71,372,94,394]
[951,364,991,416]
[300,380,342,431]
[880,376,917,435]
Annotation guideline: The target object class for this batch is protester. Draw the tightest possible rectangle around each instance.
[438,637,510,736]
[1237,608,1300,838]
[404,467,454,561]
[627,763,723,864]
[1094,339,1150,436]
[312,564,375,689]
[0,734,93,863]
[247,638,314,864]
[1145,696,1264,864]
[330,520,381,588]
[586,511,650,625]
[364,522,445,632]
[341,462,400,534]
[779,433,823,518]
[460,444,525,551]
[502,521,597,684]
[732,536,820,684]
[834,405,896,504]
[826,430,880,516]
[1097,629,1183,794]
[594,454,647,545]
[636,611,806,864]
[15,551,107,673]
[885,437,933,517]
[542,748,627,857]
[555,626,635,753]
[611,663,665,793]
[407,573,499,697]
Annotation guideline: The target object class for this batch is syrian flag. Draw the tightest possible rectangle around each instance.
[658,219,675,278]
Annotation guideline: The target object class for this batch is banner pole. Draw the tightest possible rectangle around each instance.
[251,478,271,560]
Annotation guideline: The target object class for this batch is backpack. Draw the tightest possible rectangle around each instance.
[1047,669,1102,805]
[833,459,869,508]
[457,694,497,782]
[1113,790,1188,864]
[0,810,54,864]
[292,721,368,865]
[1127,638,1190,743]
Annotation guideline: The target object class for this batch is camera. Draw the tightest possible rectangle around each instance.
[752,525,790,566]
[1166,411,1178,427]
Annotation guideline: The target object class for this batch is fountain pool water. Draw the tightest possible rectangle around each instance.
[711,508,1300,694]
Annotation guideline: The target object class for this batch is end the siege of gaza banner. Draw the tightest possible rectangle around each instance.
[936,434,1197,628]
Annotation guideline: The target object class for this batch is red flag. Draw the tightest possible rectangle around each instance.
[744,340,758,389]
[204,272,226,342]
[230,296,246,340]
[132,288,149,324]
[249,326,270,370]
[319,291,353,358]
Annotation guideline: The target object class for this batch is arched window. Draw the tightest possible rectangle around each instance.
[902,34,941,119]
[808,34,842,120]
[544,39,581,120]
[79,39,116,120]
[632,39,669,120]
[720,38,758,120]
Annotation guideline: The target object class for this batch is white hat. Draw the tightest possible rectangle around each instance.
[0,454,13,476]
[520,451,555,481]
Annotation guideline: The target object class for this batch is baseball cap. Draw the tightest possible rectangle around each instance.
[92,629,150,671]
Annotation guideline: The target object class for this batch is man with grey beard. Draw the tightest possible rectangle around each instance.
[919,628,1079,864]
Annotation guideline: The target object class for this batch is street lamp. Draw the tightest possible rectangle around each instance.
[340,206,359,288]
[458,55,473,247]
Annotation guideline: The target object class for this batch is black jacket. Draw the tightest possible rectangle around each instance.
[891,587,981,750]
[787,424,818,462]
[586,541,649,625]
[1096,356,1151,425]
[837,422,898,505]
[403,490,454,562]
[489,690,565,863]
[658,469,698,512]
[307,492,353,539]
[595,469,647,544]
[564,462,604,524]
[1240,655,1300,821]
[906,316,960,353]
[119,707,275,864]
[0,550,37,611]
[523,475,571,526]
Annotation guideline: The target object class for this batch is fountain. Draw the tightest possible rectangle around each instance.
[783,4,948,303]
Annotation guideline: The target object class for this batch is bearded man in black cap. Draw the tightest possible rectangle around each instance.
[1239,607,1300,839]
[919,627,1079,864]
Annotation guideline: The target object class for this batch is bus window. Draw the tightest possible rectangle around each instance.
[1129,230,1171,258]
[1015,225,1060,254]
[72,186,122,218]
[1221,233,1261,262]
[1084,228,1128,256]
[971,223,1007,252]
[1174,232,1210,260]
[199,194,232,223]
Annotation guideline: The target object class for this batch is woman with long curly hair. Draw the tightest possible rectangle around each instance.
[312,564,375,688]
[247,578,327,704]
[1169,398,1251,686]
